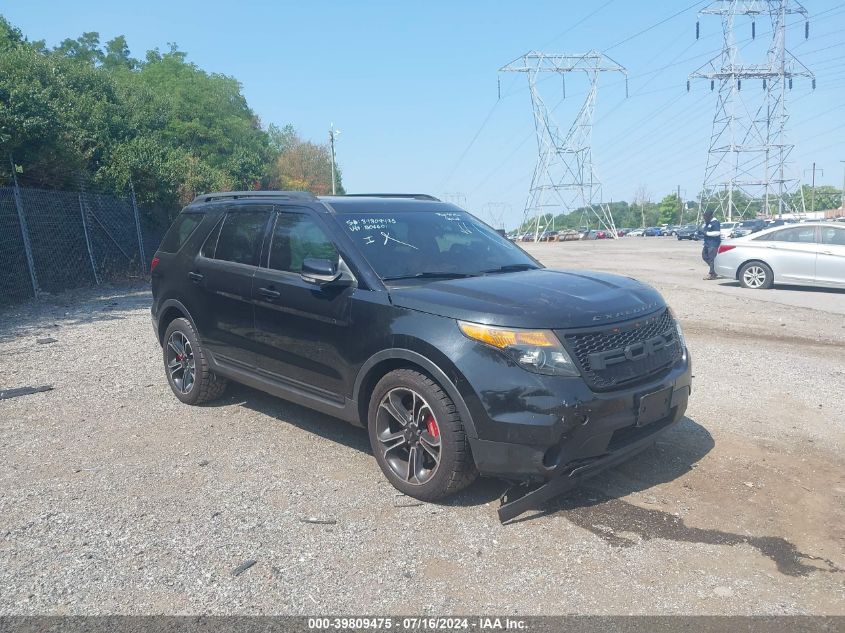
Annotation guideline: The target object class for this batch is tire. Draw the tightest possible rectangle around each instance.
[367,369,477,501]
[162,317,228,405]
[738,261,774,290]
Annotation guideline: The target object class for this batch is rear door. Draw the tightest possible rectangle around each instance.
[755,226,818,283]
[816,225,845,287]
[251,207,355,400]
[192,204,272,369]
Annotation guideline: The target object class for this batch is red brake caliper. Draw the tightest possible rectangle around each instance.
[425,414,440,439]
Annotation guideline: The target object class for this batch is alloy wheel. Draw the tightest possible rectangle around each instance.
[743,265,767,288]
[166,331,195,394]
[375,387,442,485]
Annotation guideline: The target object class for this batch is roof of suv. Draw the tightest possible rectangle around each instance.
[319,196,459,214]
[187,191,455,214]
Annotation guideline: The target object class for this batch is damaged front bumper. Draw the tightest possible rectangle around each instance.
[496,401,685,522]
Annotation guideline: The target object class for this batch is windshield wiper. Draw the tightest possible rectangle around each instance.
[481,264,539,275]
[382,271,478,281]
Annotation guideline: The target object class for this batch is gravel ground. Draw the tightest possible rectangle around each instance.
[0,238,843,615]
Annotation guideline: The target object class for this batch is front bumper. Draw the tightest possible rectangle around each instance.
[463,353,692,481]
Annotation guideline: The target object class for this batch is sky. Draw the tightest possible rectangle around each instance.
[4,0,845,229]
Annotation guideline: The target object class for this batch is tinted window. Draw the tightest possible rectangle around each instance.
[769,227,816,244]
[213,211,270,265]
[821,227,845,246]
[201,217,222,258]
[268,213,338,273]
[158,213,202,253]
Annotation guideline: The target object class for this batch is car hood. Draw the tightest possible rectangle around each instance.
[388,269,666,329]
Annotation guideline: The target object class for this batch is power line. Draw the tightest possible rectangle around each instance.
[604,0,710,52]
[438,99,501,190]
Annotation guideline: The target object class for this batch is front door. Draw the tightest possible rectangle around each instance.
[761,225,818,283]
[251,208,355,400]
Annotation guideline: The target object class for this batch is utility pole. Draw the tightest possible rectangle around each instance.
[677,185,683,225]
[804,163,823,213]
[840,160,845,213]
[328,123,340,195]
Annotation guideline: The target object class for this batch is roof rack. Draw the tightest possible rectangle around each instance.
[192,190,316,203]
[342,193,441,201]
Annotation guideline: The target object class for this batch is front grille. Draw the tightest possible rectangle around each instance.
[560,309,683,391]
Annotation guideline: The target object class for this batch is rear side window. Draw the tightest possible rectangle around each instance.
[771,227,816,243]
[821,227,845,246]
[210,211,270,266]
[158,213,202,253]
[268,213,338,273]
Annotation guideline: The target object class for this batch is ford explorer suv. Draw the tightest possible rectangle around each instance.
[150,191,692,521]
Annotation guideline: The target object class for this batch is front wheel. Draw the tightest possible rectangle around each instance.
[367,369,477,501]
[739,261,774,289]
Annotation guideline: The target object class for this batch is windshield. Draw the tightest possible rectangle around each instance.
[338,210,538,280]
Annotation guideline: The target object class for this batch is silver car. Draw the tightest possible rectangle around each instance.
[714,222,845,289]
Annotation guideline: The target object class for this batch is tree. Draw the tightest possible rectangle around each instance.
[270,139,338,195]
[0,16,345,219]
[633,184,651,228]
[267,123,298,154]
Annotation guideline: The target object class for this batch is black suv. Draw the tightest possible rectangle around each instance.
[151,191,691,520]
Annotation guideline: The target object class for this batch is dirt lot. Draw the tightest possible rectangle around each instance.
[1,238,843,615]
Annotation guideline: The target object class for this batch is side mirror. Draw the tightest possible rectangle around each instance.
[301,258,343,285]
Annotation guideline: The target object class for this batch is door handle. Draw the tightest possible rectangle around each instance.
[188,271,204,282]
[821,250,833,255]
[257,286,281,300]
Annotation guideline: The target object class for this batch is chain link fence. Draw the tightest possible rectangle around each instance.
[0,171,164,304]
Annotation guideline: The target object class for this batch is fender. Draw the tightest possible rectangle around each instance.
[154,298,199,344]
[353,348,479,439]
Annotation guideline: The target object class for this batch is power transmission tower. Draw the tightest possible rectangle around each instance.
[688,0,814,222]
[482,202,511,230]
[499,52,627,240]
[442,192,468,208]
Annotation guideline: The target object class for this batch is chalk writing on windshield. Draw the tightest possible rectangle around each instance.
[345,217,397,232]
[362,232,418,250]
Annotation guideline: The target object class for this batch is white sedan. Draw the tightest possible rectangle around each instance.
[714,223,845,289]
[719,221,739,239]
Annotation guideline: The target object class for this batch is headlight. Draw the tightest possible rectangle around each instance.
[457,321,579,377]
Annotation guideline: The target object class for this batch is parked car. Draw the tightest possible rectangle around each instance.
[558,229,580,241]
[719,221,739,239]
[643,227,663,237]
[627,228,645,237]
[675,224,700,241]
[150,191,691,521]
[730,219,767,238]
[538,230,559,242]
[715,222,845,289]
[766,219,796,229]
